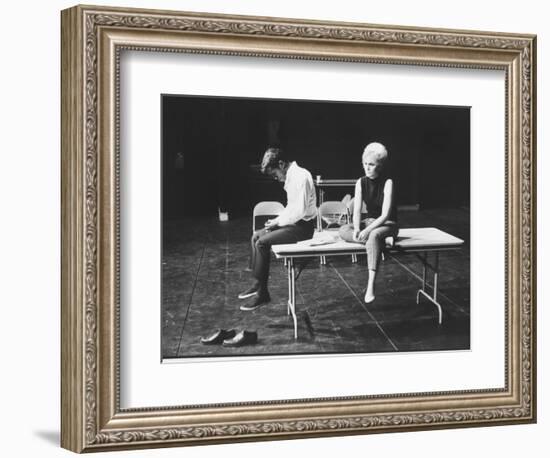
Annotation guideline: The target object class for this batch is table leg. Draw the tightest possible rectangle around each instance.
[433,252,439,303]
[287,257,291,316]
[288,258,298,339]
[416,251,443,324]
[422,256,427,290]
[416,253,427,304]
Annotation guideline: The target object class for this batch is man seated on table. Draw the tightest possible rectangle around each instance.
[238,147,317,311]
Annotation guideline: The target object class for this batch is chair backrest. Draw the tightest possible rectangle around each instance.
[318,201,349,230]
[346,197,367,216]
[252,201,285,231]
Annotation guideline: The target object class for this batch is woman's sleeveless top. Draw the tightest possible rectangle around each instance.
[360,175,397,222]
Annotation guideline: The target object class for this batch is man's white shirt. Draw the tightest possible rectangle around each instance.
[274,161,317,226]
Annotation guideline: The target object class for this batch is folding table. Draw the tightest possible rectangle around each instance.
[272,227,465,339]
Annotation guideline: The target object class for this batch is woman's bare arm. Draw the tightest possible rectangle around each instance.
[352,179,363,239]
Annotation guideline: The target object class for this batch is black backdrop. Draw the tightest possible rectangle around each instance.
[162,95,470,219]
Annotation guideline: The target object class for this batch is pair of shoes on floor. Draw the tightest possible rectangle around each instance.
[200,329,258,347]
[200,329,236,345]
[239,292,271,312]
[223,330,258,347]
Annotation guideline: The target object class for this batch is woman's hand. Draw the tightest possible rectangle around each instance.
[357,227,371,242]
[352,228,361,241]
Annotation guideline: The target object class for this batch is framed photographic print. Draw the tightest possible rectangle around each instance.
[61,4,536,453]
[161,94,472,359]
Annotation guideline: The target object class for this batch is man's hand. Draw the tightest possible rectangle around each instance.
[264,219,279,230]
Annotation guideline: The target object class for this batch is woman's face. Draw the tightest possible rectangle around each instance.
[363,154,383,179]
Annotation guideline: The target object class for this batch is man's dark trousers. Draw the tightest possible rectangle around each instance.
[250,219,315,290]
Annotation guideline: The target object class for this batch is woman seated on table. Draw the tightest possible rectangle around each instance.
[339,142,398,304]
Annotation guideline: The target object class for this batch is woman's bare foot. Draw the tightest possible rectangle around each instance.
[364,290,375,303]
[365,269,376,303]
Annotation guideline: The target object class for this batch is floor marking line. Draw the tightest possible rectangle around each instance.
[176,246,206,356]
[330,263,399,352]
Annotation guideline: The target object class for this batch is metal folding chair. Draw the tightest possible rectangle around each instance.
[252,201,284,231]
[252,201,286,266]
[317,201,349,265]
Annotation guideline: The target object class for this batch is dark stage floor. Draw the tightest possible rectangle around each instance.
[162,209,470,359]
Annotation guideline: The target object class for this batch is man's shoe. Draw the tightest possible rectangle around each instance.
[223,330,258,347]
[200,329,236,345]
[238,285,259,299]
[239,293,270,311]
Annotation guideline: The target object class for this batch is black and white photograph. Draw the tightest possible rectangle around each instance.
[161,95,471,359]
[1,0,544,454]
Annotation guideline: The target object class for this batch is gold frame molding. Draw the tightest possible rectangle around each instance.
[61,4,537,453]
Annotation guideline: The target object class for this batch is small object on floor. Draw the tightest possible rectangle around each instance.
[238,285,258,299]
[200,329,236,345]
[223,330,258,347]
[239,293,271,311]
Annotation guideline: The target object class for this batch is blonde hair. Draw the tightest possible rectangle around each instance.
[362,142,388,165]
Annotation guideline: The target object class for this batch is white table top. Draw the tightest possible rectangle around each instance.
[272,227,464,258]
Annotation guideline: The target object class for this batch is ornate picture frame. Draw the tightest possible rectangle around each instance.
[61,4,536,453]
